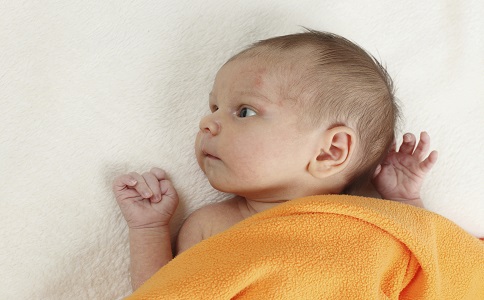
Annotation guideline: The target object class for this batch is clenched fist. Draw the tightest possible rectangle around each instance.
[113,167,179,229]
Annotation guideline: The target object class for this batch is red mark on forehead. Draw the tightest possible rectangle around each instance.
[253,67,267,88]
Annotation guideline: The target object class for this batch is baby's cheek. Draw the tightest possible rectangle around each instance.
[194,132,202,147]
[194,135,205,170]
[240,144,278,170]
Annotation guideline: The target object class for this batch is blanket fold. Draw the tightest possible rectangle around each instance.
[128,195,484,299]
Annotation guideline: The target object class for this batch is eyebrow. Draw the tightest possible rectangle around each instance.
[209,90,274,104]
[240,90,273,103]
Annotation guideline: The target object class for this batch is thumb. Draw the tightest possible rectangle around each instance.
[372,164,382,179]
[160,180,179,202]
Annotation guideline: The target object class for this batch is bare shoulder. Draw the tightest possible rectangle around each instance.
[176,197,244,254]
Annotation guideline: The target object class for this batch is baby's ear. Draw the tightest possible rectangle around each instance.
[307,126,356,179]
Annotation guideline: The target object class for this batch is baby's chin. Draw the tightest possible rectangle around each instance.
[195,153,206,173]
[203,174,237,194]
[206,179,229,194]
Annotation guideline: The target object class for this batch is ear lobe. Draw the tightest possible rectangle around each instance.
[308,126,356,179]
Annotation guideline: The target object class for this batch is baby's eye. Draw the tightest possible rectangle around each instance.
[238,107,257,118]
[210,105,218,113]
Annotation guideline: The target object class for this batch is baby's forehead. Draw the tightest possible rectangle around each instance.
[237,46,314,72]
[214,56,311,106]
[222,49,313,88]
[212,61,277,104]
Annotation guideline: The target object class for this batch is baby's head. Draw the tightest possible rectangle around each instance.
[196,29,399,201]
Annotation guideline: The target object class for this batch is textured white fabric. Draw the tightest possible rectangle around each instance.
[1,0,483,298]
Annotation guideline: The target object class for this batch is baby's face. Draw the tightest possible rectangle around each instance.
[195,57,320,201]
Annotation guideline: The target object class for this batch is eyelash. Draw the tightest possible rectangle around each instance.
[209,104,257,117]
[237,106,257,118]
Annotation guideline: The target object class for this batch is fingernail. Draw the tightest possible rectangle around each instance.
[143,192,151,198]
[156,195,162,201]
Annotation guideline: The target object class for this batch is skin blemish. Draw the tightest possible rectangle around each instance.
[253,68,267,88]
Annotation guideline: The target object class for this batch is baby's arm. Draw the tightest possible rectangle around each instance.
[372,132,438,208]
[113,168,179,291]
[128,227,173,290]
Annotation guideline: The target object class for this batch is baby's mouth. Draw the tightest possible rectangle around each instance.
[202,150,220,160]
[207,154,220,160]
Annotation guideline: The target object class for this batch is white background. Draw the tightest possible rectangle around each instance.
[1,0,483,298]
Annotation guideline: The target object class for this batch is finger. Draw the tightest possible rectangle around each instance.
[398,133,416,155]
[129,172,153,199]
[159,178,179,203]
[419,150,438,173]
[150,167,167,181]
[142,172,162,203]
[413,131,430,161]
[112,174,138,192]
[372,164,382,179]
[389,140,396,152]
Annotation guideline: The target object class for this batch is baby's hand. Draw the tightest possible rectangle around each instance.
[372,132,438,206]
[113,167,179,229]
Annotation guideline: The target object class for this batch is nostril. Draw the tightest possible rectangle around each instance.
[199,114,221,136]
[199,115,210,131]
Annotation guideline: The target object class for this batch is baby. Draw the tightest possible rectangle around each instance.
[113,30,438,291]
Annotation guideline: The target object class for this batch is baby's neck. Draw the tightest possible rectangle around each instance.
[236,196,288,218]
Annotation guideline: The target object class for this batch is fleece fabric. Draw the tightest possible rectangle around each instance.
[129,195,484,299]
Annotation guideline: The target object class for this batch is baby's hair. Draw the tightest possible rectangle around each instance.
[229,29,400,192]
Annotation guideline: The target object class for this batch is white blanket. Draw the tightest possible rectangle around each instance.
[1,0,483,298]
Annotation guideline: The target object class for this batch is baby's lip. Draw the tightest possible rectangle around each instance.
[202,149,220,160]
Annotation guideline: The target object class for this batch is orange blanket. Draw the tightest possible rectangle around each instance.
[128,195,484,299]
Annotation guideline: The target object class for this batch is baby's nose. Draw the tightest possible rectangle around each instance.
[199,114,221,136]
